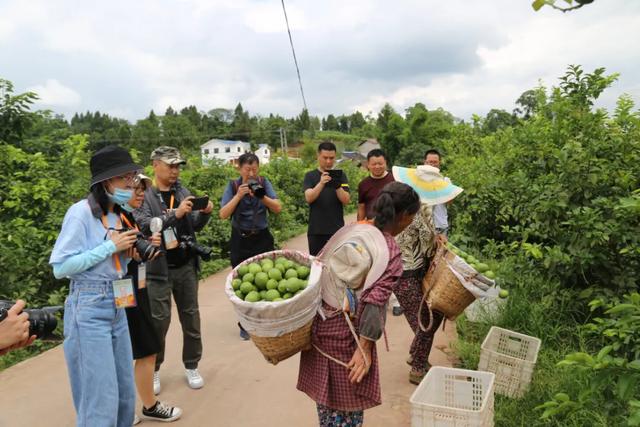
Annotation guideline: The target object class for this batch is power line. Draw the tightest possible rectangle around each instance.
[281,0,308,113]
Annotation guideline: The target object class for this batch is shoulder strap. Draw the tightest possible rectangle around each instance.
[231,178,241,195]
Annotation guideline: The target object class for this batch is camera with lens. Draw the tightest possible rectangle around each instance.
[179,235,212,261]
[0,300,63,340]
[132,231,162,262]
[117,225,162,262]
[247,178,266,199]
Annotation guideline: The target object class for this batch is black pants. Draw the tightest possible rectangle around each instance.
[307,234,333,257]
[230,227,275,268]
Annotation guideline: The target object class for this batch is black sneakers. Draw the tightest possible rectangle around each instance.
[141,401,183,422]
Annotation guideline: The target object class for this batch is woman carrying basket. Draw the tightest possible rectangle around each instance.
[297,182,420,427]
[391,165,463,384]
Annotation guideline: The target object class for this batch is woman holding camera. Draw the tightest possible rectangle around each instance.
[122,174,182,423]
[50,146,141,427]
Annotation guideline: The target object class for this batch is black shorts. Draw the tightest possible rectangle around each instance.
[230,227,275,268]
[125,286,162,360]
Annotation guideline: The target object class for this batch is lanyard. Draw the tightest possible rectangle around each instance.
[169,193,175,210]
[101,214,124,274]
[119,213,139,232]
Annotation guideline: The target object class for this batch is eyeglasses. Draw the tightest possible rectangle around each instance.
[114,171,142,187]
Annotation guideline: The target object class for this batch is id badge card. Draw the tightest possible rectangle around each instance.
[138,263,146,289]
[163,227,179,250]
[113,277,136,308]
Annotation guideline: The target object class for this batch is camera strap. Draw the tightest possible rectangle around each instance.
[232,177,263,233]
[119,213,139,232]
[101,214,124,276]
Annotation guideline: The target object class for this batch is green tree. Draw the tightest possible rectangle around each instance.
[0,79,38,147]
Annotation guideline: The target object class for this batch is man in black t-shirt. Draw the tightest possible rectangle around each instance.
[303,141,350,256]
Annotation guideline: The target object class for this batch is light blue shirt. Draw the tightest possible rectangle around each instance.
[50,199,128,282]
[432,177,451,230]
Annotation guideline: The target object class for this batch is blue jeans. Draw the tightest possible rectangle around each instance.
[64,281,136,427]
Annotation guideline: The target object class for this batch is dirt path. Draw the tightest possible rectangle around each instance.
[0,217,457,426]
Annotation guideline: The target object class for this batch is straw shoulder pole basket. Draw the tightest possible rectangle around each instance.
[249,319,314,365]
[422,242,476,320]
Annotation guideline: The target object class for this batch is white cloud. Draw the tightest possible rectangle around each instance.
[2,0,640,121]
[27,79,81,107]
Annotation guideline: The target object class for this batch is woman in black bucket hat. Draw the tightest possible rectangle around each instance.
[50,145,142,427]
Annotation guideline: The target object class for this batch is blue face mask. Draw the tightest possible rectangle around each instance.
[107,187,134,206]
[120,202,134,213]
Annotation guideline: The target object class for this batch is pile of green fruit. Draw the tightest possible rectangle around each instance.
[446,242,509,299]
[231,256,311,303]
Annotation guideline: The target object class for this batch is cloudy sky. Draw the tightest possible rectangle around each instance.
[1,0,639,122]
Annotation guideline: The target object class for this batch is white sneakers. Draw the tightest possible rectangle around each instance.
[185,368,204,389]
[153,371,161,395]
[153,369,204,394]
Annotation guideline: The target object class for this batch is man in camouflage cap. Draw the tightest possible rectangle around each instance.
[150,146,187,165]
[134,145,212,393]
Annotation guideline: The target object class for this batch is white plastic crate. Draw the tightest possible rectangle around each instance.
[410,367,495,427]
[478,326,541,398]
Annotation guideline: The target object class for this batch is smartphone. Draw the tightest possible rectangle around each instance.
[327,169,343,188]
[190,196,209,211]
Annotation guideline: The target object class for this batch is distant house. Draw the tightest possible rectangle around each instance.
[338,151,366,168]
[357,139,381,157]
[201,139,271,165]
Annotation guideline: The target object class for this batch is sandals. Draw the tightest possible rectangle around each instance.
[409,369,426,385]
[408,362,433,385]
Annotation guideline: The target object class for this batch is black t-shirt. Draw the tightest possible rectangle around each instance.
[303,169,349,235]
[160,190,191,268]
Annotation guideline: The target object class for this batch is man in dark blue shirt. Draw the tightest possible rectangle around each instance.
[220,153,281,268]
[220,153,281,340]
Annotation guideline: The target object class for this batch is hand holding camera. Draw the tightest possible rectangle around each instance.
[111,229,138,252]
[0,299,62,353]
[0,300,30,350]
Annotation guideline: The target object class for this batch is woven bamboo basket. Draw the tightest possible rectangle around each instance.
[422,242,475,320]
[249,319,314,365]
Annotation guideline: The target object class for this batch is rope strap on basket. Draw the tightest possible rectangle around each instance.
[314,311,369,369]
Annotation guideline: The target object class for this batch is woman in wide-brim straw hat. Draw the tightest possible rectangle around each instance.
[297,182,420,427]
[391,164,463,384]
[50,145,142,427]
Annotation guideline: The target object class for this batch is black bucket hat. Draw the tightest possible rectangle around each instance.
[90,145,142,187]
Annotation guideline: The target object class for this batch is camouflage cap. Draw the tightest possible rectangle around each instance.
[150,146,186,165]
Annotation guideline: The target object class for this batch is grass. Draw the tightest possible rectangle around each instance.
[449,242,620,426]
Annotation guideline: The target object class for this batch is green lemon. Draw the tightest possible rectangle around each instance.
[248,263,262,275]
[268,268,283,281]
[278,280,288,294]
[266,279,279,290]
[232,278,242,291]
[254,272,269,289]
[265,289,281,301]
[237,264,249,277]
[296,266,310,279]
[245,291,261,303]
[240,282,255,294]
[285,269,298,279]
